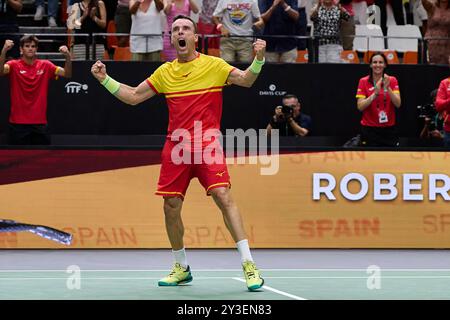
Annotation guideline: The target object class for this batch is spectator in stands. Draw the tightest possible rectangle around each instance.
[375,0,405,35]
[339,0,355,50]
[352,0,368,24]
[0,0,22,59]
[355,52,401,147]
[0,35,72,145]
[435,56,450,147]
[296,0,308,50]
[34,0,58,27]
[419,89,444,146]
[422,0,450,65]
[212,0,264,62]
[115,0,132,48]
[162,0,199,61]
[129,0,164,61]
[259,0,299,63]
[407,0,428,35]
[266,93,312,136]
[69,0,107,60]
[198,0,221,52]
[310,0,350,63]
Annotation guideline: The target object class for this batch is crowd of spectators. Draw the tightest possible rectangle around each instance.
[1,1,448,63]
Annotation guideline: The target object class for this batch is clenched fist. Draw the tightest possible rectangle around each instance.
[253,39,266,61]
[91,60,107,82]
[2,40,14,54]
[59,45,71,58]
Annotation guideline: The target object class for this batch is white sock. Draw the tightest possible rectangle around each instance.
[172,248,188,269]
[236,239,254,263]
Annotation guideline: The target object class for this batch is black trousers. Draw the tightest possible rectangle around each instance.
[361,125,399,147]
[8,123,51,145]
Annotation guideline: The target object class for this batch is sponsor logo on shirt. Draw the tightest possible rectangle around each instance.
[19,70,26,74]
[259,84,287,96]
[65,81,89,94]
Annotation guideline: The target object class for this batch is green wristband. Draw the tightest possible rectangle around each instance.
[101,75,120,95]
[249,57,265,74]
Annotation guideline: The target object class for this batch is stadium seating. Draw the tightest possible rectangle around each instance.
[106,20,119,51]
[353,24,385,52]
[113,47,132,61]
[340,50,360,63]
[403,51,418,64]
[296,50,309,63]
[387,25,422,53]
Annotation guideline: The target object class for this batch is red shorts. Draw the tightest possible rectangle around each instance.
[155,140,230,199]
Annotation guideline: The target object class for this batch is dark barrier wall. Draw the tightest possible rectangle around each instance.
[0,62,448,137]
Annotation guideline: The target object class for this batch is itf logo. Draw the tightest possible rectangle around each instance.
[65,81,88,94]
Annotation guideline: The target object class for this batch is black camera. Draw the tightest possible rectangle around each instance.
[281,104,294,115]
[417,103,436,119]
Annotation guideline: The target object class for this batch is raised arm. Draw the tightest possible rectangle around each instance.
[421,0,434,14]
[189,0,199,14]
[260,0,281,23]
[282,0,299,22]
[155,0,164,11]
[129,0,141,15]
[55,46,72,78]
[0,40,13,76]
[91,60,156,105]
[384,75,401,108]
[93,0,107,29]
[227,39,265,88]
[163,0,173,15]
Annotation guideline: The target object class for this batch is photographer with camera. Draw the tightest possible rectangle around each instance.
[419,89,445,145]
[266,94,311,136]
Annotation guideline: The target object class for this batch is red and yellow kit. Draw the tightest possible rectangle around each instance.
[356,75,400,127]
[147,53,235,199]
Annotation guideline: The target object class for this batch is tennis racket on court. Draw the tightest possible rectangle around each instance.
[0,219,72,245]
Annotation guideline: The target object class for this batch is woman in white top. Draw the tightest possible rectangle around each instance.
[129,0,165,61]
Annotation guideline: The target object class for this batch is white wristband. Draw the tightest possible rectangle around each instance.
[284,5,291,12]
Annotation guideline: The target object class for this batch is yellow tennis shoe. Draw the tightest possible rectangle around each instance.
[242,261,264,291]
[158,263,193,286]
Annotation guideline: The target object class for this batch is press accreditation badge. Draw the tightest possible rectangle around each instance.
[379,110,388,124]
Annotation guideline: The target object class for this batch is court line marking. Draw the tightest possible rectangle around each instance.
[1,276,450,280]
[232,278,307,300]
[1,269,450,272]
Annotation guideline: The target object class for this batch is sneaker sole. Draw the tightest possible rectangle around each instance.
[158,275,193,286]
[247,278,264,291]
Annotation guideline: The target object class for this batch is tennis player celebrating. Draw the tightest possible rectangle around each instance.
[91,14,266,291]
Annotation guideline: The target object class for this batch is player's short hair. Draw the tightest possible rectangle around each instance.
[172,15,198,33]
[282,94,298,101]
[20,35,39,48]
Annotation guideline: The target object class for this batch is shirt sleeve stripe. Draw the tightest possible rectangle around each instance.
[146,79,159,94]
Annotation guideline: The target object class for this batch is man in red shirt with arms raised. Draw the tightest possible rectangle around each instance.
[91,14,266,291]
[0,35,72,145]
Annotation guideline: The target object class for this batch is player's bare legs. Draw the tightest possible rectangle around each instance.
[210,187,264,291]
[163,196,185,250]
[158,196,192,286]
[210,187,246,242]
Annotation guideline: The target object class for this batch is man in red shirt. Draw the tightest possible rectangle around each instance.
[91,14,266,291]
[435,57,450,147]
[0,35,72,145]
